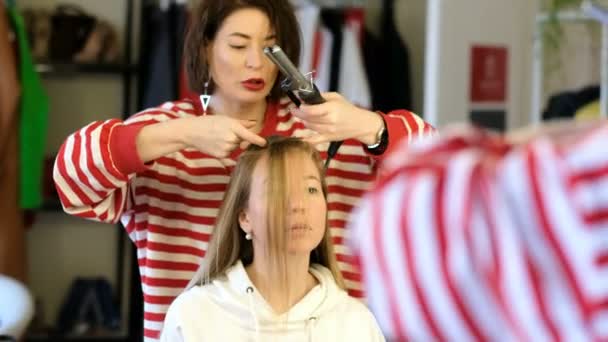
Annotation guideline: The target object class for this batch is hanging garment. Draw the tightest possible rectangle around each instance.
[320,9,344,92]
[294,5,371,108]
[575,100,600,120]
[312,26,333,93]
[544,22,601,105]
[363,0,412,112]
[542,85,599,121]
[294,3,321,75]
[139,3,176,108]
[337,8,371,108]
[7,5,48,209]
[139,2,180,108]
[294,4,332,93]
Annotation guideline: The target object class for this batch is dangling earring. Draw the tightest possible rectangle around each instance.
[245,232,253,240]
[200,78,211,114]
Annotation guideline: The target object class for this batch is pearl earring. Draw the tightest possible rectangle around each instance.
[245,232,253,240]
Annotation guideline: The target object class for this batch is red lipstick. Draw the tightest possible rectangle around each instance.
[241,78,265,91]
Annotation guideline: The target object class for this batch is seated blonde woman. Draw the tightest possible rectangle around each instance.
[161,137,384,341]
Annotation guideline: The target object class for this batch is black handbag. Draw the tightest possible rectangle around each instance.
[48,4,96,61]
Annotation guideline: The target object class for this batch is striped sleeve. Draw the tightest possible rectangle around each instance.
[348,123,608,341]
[380,110,436,157]
[52,104,183,223]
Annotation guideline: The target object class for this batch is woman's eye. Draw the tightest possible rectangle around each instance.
[230,45,246,50]
[308,187,319,194]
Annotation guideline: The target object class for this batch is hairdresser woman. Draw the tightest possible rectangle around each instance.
[53,0,434,340]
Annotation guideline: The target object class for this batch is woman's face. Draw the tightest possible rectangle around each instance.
[207,8,279,105]
[240,151,327,256]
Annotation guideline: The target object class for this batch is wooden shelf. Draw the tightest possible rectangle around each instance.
[35,63,137,76]
[39,198,64,212]
[28,0,141,339]
[26,331,128,342]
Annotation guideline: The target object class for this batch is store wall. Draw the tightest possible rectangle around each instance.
[424,0,538,129]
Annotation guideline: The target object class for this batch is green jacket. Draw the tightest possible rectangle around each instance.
[7,5,48,209]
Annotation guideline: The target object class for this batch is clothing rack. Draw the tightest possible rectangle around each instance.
[291,0,365,8]
[530,0,608,124]
[159,0,187,11]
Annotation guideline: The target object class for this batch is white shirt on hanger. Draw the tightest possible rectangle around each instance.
[294,3,371,108]
[339,13,371,108]
[294,3,321,75]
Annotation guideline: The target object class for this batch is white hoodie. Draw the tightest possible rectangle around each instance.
[160,260,385,342]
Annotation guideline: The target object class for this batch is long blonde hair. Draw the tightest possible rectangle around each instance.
[187,136,345,289]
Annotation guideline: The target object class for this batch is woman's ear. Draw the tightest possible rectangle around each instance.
[205,42,213,67]
[238,209,251,234]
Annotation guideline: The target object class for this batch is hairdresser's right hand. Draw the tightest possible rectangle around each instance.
[182,116,267,158]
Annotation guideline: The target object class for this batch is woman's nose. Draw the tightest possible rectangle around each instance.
[288,194,306,213]
[245,47,264,69]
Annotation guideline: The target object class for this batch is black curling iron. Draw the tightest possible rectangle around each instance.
[263,45,343,169]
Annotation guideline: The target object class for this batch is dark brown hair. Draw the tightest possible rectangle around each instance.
[184,0,301,101]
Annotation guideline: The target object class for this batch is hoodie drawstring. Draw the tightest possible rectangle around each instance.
[246,284,320,341]
[307,316,317,342]
[246,286,260,342]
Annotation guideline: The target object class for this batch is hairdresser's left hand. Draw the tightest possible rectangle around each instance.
[290,92,384,146]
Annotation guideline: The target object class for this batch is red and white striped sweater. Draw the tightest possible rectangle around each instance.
[349,124,608,341]
[53,98,433,341]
